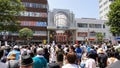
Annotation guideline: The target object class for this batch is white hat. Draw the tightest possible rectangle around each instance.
[14,45,18,49]
[37,48,43,54]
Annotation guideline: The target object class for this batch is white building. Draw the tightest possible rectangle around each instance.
[99,0,114,20]
[76,18,113,44]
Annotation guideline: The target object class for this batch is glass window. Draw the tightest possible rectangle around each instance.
[20,11,47,17]
[95,24,101,28]
[54,13,67,27]
[103,24,105,28]
[22,2,47,8]
[103,33,106,37]
[89,24,94,28]
[89,24,102,28]
[77,23,88,28]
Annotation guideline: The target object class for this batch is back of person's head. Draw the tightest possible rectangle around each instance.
[69,46,75,50]
[87,52,94,58]
[44,48,48,53]
[37,48,44,55]
[20,55,33,68]
[109,52,115,57]
[65,53,77,64]
[57,44,61,49]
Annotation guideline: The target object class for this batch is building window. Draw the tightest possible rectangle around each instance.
[22,2,48,8]
[77,32,87,37]
[77,23,88,28]
[109,0,114,2]
[20,21,47,27]
[20,11,47,17]
[89,24,102,28]
[89,31,96,37]
[34,31,47,36]
[103,32,106,37]
[103,24,105,28]
[54,13,67,28]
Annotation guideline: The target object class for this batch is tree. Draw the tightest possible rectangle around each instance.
[106,0,120,36]
[19,28,33,44]
[0,0,25,32]
[96,33,104,44]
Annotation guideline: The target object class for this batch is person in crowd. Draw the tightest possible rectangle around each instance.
[0,47,8,68]
[6,53,19,68]
[107,52,118,66]
[85,52,96,68]
[43,47,50,63]
[56,44,64,67]
[107,48,120,68]
[69,46,75,54]
[32,48,47,68]
[62,53,81,68]
[75,44,82,65]
[1,46,8,63]
[50,45,56,63]
[20,55,33,68]
[88,46,98,62]
[48,63,60,68]
[97,48,108,68]
[63,45,69,55]
[7,45,20,60]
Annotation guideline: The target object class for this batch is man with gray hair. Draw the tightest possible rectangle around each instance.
[32,48,47,68]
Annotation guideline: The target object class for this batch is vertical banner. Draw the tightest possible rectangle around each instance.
[43,40,46,45]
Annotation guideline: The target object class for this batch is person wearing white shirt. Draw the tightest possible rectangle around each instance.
[62,53,81,68]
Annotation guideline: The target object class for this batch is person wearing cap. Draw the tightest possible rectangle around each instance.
[32,48,47,68]
[20,55,33,68]
[7,45,20,60]
[0,48,8,68]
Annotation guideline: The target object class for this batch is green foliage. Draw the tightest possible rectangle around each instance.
[96,33,104,44]
[19,28,33,40]
[106,0,120,35]
[0,0,25,32]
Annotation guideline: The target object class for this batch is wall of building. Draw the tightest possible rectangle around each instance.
[99,0,114,20]
[16,0,48,43]
[76,18,113,44]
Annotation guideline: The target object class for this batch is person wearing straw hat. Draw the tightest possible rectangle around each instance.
[7,45,20,60]
[97,48,108,68]
[6,53,20,68]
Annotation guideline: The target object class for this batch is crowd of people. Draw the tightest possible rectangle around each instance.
[0,43,120,68]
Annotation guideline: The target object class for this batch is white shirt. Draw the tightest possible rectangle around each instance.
[0,62,8,68]
[85,58,96,68]
[62,64,81,68]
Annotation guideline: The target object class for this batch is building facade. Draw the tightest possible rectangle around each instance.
[76,18,113,44]
[47,9,76,44]
[9,0,48,44]
[99,0,114,20]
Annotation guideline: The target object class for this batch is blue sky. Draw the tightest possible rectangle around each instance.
[48,0,99,19]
